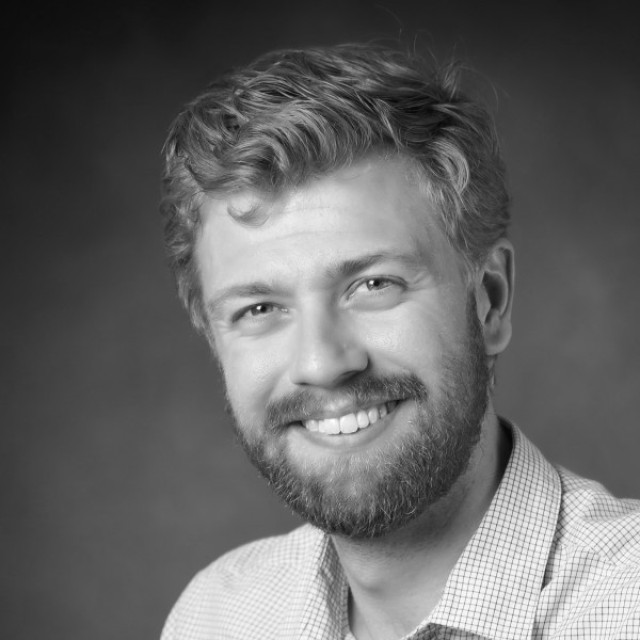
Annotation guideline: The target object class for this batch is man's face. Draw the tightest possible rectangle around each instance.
[196,158,490,538]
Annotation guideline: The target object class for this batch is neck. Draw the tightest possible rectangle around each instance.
[331,410,510,640]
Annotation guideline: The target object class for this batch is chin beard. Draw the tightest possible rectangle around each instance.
[229,298,490,539]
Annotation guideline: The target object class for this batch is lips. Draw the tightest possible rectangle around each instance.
[302,400,399,435]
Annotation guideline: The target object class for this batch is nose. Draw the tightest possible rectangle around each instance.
[288,307,368,388]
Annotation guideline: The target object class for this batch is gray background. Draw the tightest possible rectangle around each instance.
[4,1,639,638]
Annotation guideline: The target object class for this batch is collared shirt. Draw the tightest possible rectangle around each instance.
[160,424,640,639]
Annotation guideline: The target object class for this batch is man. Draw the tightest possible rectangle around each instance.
[159,44,640,639]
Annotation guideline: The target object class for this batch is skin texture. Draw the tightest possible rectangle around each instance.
[196,157,515,639]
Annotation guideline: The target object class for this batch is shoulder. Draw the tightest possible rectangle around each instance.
[160,524,325,640]
[555,465,640,567]
[207,522,320,569]
[535,468,640,637]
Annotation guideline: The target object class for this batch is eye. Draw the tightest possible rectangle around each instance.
[362,277,394,291]
[352,276,402,294]
[244,303,276,318]
[348,276,405,309]
[231,302,289,334]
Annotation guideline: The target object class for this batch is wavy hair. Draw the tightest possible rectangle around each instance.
[161,43,510,334]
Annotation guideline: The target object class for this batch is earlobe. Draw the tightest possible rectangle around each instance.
[475,239,515,356]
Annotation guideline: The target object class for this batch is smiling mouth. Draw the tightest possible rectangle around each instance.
[301,400,400,435]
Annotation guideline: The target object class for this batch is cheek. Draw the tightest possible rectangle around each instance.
[358,303,451,364]
[357,299,468,396]
[220,339,289,421]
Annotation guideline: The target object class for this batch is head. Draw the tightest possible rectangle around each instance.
[161,43,514,538]
[161,43,510,336]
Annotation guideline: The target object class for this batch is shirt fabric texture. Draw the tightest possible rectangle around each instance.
[160,423,640,639]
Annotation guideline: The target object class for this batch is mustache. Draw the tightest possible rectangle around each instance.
[264,373,429,431]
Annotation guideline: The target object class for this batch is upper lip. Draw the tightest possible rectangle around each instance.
[295,398,401,422]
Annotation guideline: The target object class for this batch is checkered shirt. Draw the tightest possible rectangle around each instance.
[160,423,640,639]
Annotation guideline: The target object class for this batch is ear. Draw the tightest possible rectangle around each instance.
[473,238,515,356]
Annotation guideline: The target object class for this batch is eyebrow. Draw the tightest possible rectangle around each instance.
[206,249,426,320]
[325,250,424,280]
[206,283,277,320]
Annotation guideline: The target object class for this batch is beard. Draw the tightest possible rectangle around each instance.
[226,296,491,539]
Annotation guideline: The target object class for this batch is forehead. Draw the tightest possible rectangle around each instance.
[195,158,462,295]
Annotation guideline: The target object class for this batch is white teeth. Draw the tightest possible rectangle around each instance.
[320,418,340,435]
[303,401,399,435]
[339,414,358,434]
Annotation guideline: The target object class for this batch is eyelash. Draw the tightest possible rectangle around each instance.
[350,276,403,296]
[230,276,404,324]
[232,303,286,324]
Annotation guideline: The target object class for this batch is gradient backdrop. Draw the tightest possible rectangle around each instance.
[4,1,640,638]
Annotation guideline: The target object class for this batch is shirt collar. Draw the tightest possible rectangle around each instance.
[427,421,562,640]
[298,530,350,640]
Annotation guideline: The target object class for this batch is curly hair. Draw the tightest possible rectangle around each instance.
[161,43,510,334]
